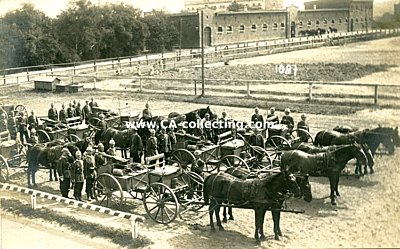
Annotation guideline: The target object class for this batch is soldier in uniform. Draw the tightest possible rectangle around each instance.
[249,127,265,148]
[48,103,58,121]
[83,147,96,200]
[17,112,29,143]
[59,104,67,123]
[95,143,107,169]
[202,113,213,141]
[83,100,92,121]
[251,107,264,129]
[146,129,158,164]
[266,107,279,124]
[142,103,152,120]
[7,112,17,140]
[89,96,98,109]
[67,102,75,118]
[106,138,116,156]
[297,113,310,142]
[57,148,73,198]
[157,127,170,160]
[27,128,39,187]
[98,114,108,131]
[71,151,84,201]
[281,108,294,130]
[168,128,177,151]
[27,110,38,131]
[130,127,143,163]
[75,101,82,118]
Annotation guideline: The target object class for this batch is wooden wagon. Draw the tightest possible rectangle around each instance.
[0,131,27,182]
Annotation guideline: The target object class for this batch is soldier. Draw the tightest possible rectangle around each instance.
[251,107,264,129]
[130,127,143,163]
[157,127,170,160]
[48,103,58,121]
[57,148,73,198]
[146,129,158,164]
[83,147,96,201]
[71,151,84,201]
[27,110,38,131]
[297,113,310,142]
[82,100,92,121]
[89,96,98,109]
[281,108,294,130]
[266,107,279,124]
[59,103,67,123]
[67,102,75,118]
[95,143,107,169]
[7,112,17,140]
[17,112,28,144]
[0,112,7,133]
[75,101,82,118]
[27,128,39,187]
[98,114,108,131]
[249,127,265,149]
[106,138,116,156]
[202,113,213,141]
[168,128,177,151]
[142,103,152,120]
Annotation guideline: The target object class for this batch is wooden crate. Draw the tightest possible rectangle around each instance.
[55,84,71,93]
[68,84,84,93]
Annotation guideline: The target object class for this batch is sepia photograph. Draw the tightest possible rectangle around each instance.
[0,0,399,248]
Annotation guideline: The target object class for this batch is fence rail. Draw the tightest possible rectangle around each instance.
[2,28,400,86]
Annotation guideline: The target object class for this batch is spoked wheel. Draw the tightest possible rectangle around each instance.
[169,149,195,171]
[200,150,219,173]
[174,172,204,211]
[93,173,123,207]
[37,130,51,143]
[0,155,10,182]
[88,117,101,130]
[266,135,291,167]
[68,134,81,143]
[218,155,249,172]
[248,145,273,170]
[290,129,314,144]
[14,105,28,117]
[143,182,179,224]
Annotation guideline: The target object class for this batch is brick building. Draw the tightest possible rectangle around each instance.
[395,3,400,16]
[171,0,374,48]
[184,0,284,12]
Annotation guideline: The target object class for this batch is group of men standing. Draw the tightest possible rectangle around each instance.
[48,97,98,123]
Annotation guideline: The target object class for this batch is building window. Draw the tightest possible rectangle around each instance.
[217,26,223,34]
[226,25,233,34]
[262,23,268,31]
[298,21,303,28]
[331,19,335,26]
[273,22,278,30]
[251,23,257,32]
[239,24,245,33]
[316,20,320,26]
[307,20,312,27]
[355,18,359,23]
[345,18,348,23]
[280,22,285,29]
[323,19,328,26]
[338,19,342,24]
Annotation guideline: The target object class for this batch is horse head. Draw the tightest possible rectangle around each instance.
[351,143,368,166]
[263,172,301,200]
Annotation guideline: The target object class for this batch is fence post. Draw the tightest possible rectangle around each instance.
[93,77,96,89]
[246,81,251,97]
[50,65,54,77]
[131,219,138,240]
[139,78,143,93]
[3,70,5,85]
[129,57,132,67]
[17,77,20,92]
[31,194,37,210]
[194,79,197,96]
[374,85,378,105]
[73,62,76,75]
[26,68,30,82]
[308,83,313,101]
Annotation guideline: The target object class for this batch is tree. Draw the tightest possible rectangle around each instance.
[143,10,179,53]
[227,1,244,12]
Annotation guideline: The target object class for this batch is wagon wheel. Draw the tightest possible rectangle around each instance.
[17,142,28,166]
[266,135,291,167]
[169,149,195,171]
[249,145,273,170]
[143,182,179,224]
[174,171,204,211]
[200,150,219,173]
[68,134,81,143]
[290,129,314,144]
[37,130,51,143]
[93,173,123,207]
[88,117,101,130]
[218,155,249,172]
[0,155,10,182]
[14,105,28,117]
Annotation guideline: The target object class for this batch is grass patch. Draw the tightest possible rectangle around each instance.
[1,198,152,249]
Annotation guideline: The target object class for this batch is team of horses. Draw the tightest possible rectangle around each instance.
[24,105,400,244]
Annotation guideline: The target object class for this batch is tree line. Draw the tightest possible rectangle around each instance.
[0,0,179,69]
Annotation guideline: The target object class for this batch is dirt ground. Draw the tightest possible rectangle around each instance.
[1,37,400,249]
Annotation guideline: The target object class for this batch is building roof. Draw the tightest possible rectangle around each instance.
[216,9,287,16]
[33,77,60,82]
[300,8,350,12]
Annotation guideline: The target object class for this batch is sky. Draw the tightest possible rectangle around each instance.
[0,0,395,17]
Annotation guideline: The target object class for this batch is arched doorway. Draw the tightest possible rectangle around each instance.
[204,27,212,47]
[290,21,296,37]
[350,18,354,32]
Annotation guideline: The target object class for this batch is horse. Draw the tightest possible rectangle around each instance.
[281,143,367,205]
[221,167,312,240]
[28,143,78,181]
[291,142,374,175]
[203,171,300,244]
[98,127,138,157]
[314,127,397,156]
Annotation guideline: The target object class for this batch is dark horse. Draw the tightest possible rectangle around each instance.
[204,171,300,244]
[315,127,399,156]
[281,143,367,205]
[291,142,374,175]
[222,167,312,241]
[98,127,138,157]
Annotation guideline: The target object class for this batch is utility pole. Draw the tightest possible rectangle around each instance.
[200,10,205,97]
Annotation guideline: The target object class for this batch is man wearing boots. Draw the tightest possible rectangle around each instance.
[27,128,39,187]
[71,151,84,201]
[130,127,143,163]
[83,147,96,201]
[57,148,73,198]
